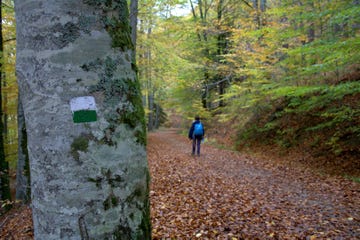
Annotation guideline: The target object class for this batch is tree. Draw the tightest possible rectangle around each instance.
[15,0,150,239]
[0,0,11,208]
[137,0,178,130]
[0,0,25,205]
[15,97,30,203]
[130,0,139,60]
[252,0,266,28]
[189,0,244,109]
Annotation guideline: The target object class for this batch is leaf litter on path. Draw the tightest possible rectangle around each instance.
[148,128,360,239]
[1,128,359,239]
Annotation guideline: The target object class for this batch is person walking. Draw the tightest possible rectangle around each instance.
[188,116,205,156]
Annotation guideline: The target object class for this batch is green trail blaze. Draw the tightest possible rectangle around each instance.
[84,56,146,145]
[80,1,150,239]
[73,110,97,123]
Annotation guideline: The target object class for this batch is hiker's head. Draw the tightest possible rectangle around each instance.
[195,116,200,121]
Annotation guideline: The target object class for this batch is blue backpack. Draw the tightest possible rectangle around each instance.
[193,122,204,136]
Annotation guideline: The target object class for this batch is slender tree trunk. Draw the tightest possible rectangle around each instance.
[308,22,315,42]
[145,25,154,130]
[202,73,210,109]
[0,0,11,205]
[253,0,267,28]
[218,81,226,107]
[148,93,154,131]
[15,1,150,239]
[191,0,212,109]
[3,89,8,142]
[216,0,226,107]
[190,0,203,41]
[154,103,160,129]
[253,0,261,28]
[307,1,315,43]
[260,0,266,12]
[260,0,266,26]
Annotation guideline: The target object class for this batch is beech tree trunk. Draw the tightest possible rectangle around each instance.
[15,97,31,203]
[15,1,150,239]
[130,0,138,60]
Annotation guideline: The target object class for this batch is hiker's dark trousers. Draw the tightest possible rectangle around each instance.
[192,136,202,155]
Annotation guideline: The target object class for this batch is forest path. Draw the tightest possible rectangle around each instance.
[148,128,360,239]
[1,128,359,239]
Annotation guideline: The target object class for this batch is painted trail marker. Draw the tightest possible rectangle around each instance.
[70,96,97,123]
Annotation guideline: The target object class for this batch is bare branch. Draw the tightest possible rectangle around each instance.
[3,38,16,43]
[240,0,253,9]
[1,2,14,10]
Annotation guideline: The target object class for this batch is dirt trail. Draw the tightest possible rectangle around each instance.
[1,128,359,239]
[148,128,360,239]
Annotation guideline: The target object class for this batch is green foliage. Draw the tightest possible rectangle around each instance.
[194,1,359,161]
[345,175,360,183]
[270,81,360,112]
[3,0,359,192]
[1,0,16,204]
[236,81,360,157]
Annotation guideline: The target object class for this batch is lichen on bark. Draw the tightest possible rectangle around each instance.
[70,135,90,161]
[82,55,147,145]
[83,0,134,50]
[16,0,150,239]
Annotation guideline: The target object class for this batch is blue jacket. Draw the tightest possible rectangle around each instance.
[188,120,205,139]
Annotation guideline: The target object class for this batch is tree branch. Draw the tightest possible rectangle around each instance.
[1,2,14,10]
[3,38,16,43]
[240,0,253,9]
[204,75,232,89]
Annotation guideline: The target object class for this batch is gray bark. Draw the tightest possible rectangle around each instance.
[260,0,266,12]
[15,96,31,203]
[130,0,138,60]
[15,1,150,239]
[148,94,154,131]
[154,103,160,129]
[253,0,266,27]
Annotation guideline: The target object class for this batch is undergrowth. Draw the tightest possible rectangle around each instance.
[236,80,360,174]
[345,175,360,183]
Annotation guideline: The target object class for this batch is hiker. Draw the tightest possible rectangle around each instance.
[188,116,205,156]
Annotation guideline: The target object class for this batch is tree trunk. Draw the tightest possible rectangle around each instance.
[307,1,315,43]
[0,0,11,205]
[308,22,315,43]
[15,96,31,203]
[148,93,154,131]
[154,103,160,129]
[253,0,267,28]
[15,1,150,239]
[253,0,261,28]
[218,81,226,107]
[260,0,266,12]
[145,25,153,130]
[130,0,138,60]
